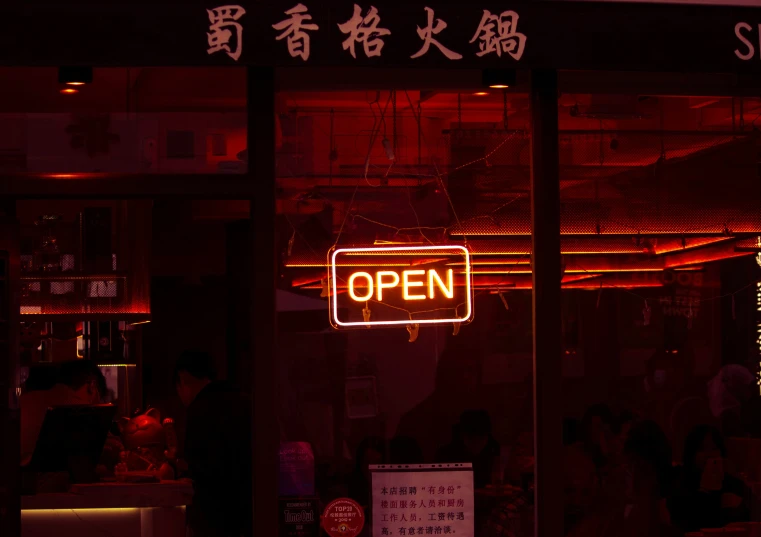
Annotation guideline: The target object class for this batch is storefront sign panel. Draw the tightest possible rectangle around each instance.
[329,245,472,328]
[198,2,761,73]
[1,2,761,73]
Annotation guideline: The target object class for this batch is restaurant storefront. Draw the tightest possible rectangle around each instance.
[3,2,761,537]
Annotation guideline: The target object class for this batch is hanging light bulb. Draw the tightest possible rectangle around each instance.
[482,69,516,89]
[362,305,372,327]
[59,66,93,86]
[453,323,461,336]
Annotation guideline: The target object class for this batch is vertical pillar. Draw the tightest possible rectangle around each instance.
[248,67,278,537]
[530,70,563,537]
[0,210,20,537]
[226,220,253,395]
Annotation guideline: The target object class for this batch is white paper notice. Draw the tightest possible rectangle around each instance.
[371,464,474,537]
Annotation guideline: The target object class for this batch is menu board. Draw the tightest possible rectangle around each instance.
[370,464,474,537]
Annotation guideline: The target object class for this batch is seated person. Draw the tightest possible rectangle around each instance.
[568,421,679,537]
[437,410,499,489]
[669,424,749,532]
[20,360,106,465]
[708,365,759,438]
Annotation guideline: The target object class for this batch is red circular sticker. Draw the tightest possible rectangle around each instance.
[322,498,365,537]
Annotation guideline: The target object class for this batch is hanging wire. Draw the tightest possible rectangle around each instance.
[313,119,739,245]
[362,92,393,188]
[334,93,393,246]
[286,98,761,312]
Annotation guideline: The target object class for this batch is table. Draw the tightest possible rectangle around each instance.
[21,480,193,537]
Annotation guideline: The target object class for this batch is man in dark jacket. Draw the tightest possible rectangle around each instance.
[175,351,252,537]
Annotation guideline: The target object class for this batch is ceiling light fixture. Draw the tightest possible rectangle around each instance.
[473,92,489,96]
[482,69,517,89]
[60,88,79,95]
[58,66,93,86]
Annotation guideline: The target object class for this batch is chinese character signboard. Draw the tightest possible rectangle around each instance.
[206,5,247,61]
[197,2,761,73]
[273,4,321,61]
[203,3,528,66]
[0,3,760,73]
[371,464,475,537]
[329,245,473,328]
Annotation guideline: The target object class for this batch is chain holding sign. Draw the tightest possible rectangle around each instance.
[371,464,474,537]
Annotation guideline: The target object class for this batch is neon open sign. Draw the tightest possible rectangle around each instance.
[329,245,473,328]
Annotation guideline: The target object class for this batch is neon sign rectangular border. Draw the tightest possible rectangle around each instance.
[329,245,473,328]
